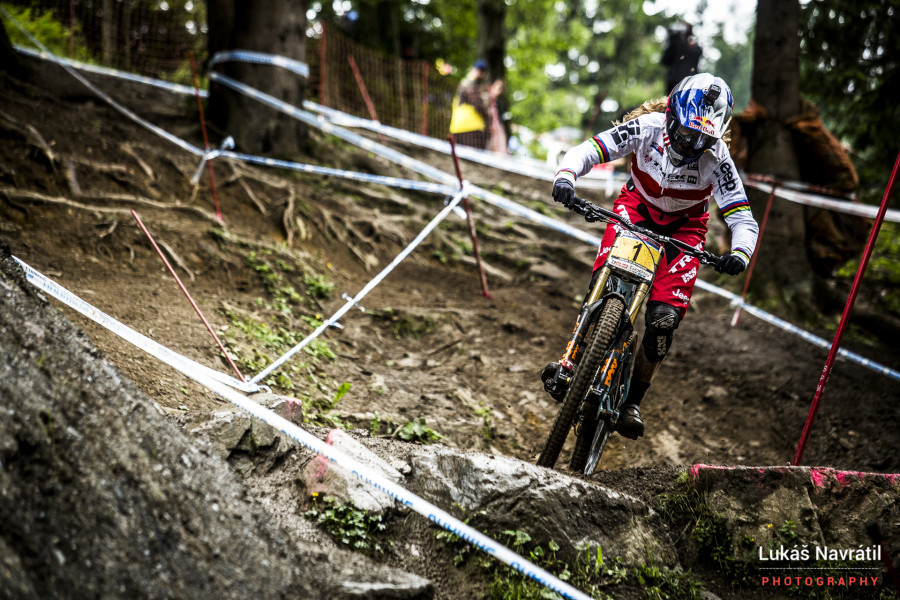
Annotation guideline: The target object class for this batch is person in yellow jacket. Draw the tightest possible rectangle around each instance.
[450,59,493,149]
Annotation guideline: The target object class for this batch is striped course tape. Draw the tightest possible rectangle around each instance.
[13,257,262,393]
[744,179,900,223]
[693,279,900,382]
[10,261,591,600]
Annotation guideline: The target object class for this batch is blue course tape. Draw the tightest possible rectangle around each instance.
[222,151,458,196]
[693,280,900,382]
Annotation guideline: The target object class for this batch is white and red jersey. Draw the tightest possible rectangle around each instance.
[555,111,758,263]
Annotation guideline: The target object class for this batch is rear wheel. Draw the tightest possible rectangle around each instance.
[537,298,625,469]
[567,300,629,472]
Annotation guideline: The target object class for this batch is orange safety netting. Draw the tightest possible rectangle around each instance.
[307,24,460,139]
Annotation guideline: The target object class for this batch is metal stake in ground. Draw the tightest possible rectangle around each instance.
[731,183,776,327]
[448,134,490,298]
[792,148,900,466]
[131,210,246,383]
[347,54,386,144]
[189,50,224,222]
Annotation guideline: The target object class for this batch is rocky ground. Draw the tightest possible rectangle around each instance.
[2,54,899,599]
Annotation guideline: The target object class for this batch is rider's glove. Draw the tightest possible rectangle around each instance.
[716,252,748,276]
[551,178,576,208]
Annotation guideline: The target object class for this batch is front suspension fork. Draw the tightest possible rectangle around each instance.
[558,267,612,371]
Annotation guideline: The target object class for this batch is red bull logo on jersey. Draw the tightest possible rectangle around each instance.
[690,116,717,136]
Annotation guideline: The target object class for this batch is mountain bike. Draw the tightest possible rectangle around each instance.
[537,197,722,474]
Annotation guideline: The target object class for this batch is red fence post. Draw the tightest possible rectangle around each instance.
[131,211,246,383]
[731,183,777,326]
[792,149,900,465]
[347,54,386,143]
[448,135,490,299]
[189,51,223,222]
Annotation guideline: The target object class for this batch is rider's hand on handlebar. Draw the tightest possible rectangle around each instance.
[715,253,747,276]
[552,179,577,209]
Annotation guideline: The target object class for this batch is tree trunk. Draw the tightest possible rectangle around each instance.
[102,0,116,65]
[477,0,506,83]
[207,0,309,156]
[744,0,809,308]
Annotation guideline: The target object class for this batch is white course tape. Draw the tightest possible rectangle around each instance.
[303,101,627,192]
[11,264,590,599]
[221,150,459,196]
[210,50,310,78]
[745,179,900,223]
[13,257,262,393]
[13,46,205,98]
[251,187,468,384]
[2,11,204,159]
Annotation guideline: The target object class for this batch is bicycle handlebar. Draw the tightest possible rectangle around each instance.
[569,197,721,266]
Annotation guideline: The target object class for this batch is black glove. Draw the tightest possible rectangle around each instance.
[552,179,575,208]
[716,253,747,276]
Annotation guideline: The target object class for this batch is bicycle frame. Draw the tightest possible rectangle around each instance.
[540,197,720,473]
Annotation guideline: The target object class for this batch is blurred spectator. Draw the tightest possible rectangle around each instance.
[488,79,508,154]
[661,22,702,94]
[449,59,492,149]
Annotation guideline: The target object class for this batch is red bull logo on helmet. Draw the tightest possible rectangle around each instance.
[690,115,717,136]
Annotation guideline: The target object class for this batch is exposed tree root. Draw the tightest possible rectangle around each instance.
[0,186,222,224]
[158,239,195,282]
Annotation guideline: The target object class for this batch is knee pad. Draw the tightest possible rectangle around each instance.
[641,301,681,362]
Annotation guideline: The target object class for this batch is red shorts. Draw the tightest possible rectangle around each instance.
[592,188,709,318]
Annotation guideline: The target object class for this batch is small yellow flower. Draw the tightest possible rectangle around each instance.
[767,523,773,528]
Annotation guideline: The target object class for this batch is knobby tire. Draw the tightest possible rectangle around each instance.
[567,299,627,472]
[537,298,625,469]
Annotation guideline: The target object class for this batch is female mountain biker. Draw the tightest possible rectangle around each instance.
[542,73,759,439]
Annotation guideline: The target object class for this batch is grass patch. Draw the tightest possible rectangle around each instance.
[393,417,442,444]
[304,495,391,555]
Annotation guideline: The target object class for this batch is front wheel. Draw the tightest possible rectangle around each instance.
[581,331,638,475]
[537,298,625,469]
[568,303,631,472]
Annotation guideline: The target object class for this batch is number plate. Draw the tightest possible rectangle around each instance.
[607,231,662,282]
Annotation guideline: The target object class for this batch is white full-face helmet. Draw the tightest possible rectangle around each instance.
[665,73,734,166]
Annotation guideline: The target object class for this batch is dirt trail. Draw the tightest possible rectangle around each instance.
[2,56,899,486]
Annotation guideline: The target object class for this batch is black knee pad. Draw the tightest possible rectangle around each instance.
[641,301,681,362]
